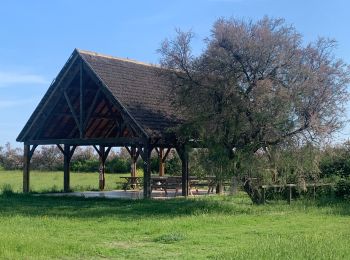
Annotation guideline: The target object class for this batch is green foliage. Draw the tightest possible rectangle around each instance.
[150,157,159,172]
[320,157,350,178]
[189,149,207,178]
[165,156,181,175]
[303,185,334,198]
[71,159,100,172]
[335,179,350,199]
[105,158,130,173]
[70,158,132,174]
[189,146,236,180]
[263,185,334,202]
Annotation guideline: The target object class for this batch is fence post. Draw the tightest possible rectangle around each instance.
[287,184,292,204]
[261,186,266,204]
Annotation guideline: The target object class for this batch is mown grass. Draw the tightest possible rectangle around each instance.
[0,170,137,192]
[0,171,349,259]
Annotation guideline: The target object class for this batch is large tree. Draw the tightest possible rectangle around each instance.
[158,17,350,201]
[159,17,349,158]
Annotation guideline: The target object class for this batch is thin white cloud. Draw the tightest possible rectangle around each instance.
[0,71,48,87]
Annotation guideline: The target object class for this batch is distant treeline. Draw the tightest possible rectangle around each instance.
[2,142,350,180]
[0,143,181,174]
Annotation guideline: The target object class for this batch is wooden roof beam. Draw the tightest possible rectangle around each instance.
[25,137,145,146]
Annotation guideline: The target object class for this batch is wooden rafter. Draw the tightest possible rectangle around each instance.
[162,148,171,163]
[57,144,77,158]
[93,145,112,162]
[105,121,118,138]
[31,67,80,140]
[56,144,65,155]
[81,61,148,139]
[64,91,81,134]
[83,89,100,130]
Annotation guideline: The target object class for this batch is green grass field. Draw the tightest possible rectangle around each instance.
[0,171,349,259]
[0,170,138,192]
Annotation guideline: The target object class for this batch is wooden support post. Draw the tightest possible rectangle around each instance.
[23,144,37,193]
[126,146,140,189]
[131,147,137,178]
[63,144,70,192]
[99,145,106,191]
[23,144,30,193]
[58,144,75,192]
[313,184,316,200]
[141,145,152,198]
[181,152,189,197]
[177,146,189,197]
[159,148,165,176]
[93,145,111,191]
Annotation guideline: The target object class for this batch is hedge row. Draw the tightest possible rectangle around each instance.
[70,156,181,175]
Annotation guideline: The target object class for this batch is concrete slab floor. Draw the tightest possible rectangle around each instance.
[41,189,214,199]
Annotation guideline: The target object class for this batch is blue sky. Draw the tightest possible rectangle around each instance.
[0,0,349,147]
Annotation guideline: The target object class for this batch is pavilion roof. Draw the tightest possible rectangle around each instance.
[17,49,184,146]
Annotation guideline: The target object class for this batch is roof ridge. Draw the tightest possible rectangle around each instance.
[76,49,160,68]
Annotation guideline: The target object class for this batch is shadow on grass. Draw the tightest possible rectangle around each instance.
[0,193,255,220]
[0,193,349,220]
[313,196,350,216]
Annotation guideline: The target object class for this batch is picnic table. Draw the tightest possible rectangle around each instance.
[150,176,219,196]
[120,176,143,191]
[189,176,217,194]
[121,175,223,195]
[151,176,182,196]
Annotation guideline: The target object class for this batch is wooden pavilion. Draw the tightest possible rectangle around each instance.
[16,49,190,198]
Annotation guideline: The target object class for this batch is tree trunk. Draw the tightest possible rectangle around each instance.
[229,176,238,195]
[216,181,224,194]
[243,178,263,204]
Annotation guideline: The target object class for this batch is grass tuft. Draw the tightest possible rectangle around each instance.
[154,232,186,243]
[0,183,14,196]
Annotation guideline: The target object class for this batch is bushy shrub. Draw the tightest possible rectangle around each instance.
[105,158,130,173]
[335,179,350,199]
[298,184,334,198]
[150,157,159,172]
[165,156,181,175]
[71,159,100,172]
[320,157,350,178]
